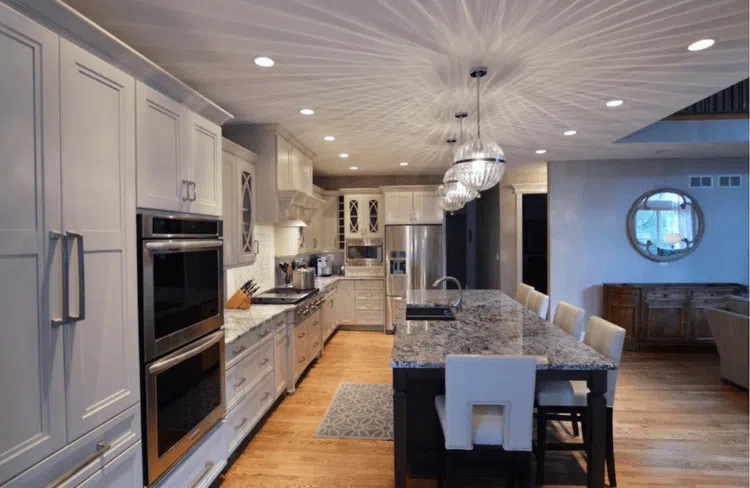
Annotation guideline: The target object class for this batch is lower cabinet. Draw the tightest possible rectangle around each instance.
[335,280,356,326]
[274,329,288,399]
[224,372,274,456]
[76,442,142,488]
[152,422,226,488]
[322,288,337,341]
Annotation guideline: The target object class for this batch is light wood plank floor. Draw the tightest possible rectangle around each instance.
[218,331,748,488]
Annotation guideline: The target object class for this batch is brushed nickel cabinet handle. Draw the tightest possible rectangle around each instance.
[66,232,85,322]
[234,417,248,430]
[233,345,247,355]
[259,329,270,337]
[233,377,247,388]
[182,179,190,201]
[50,231,69,326]
[188,461,214,488]
[298,356,306,364]
[46,441,111,488]
[261,392,270,401]
[254,240,260,254]
[189,181,197,201]
[260,358,270,366]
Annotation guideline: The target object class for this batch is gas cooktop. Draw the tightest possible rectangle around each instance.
[251,287,319,305]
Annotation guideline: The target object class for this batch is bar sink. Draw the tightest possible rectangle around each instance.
[405,304,455,321]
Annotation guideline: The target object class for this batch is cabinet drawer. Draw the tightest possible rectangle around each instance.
[356,299,384,312]
[356,290,383,301]
[355,280,384,291]
[2,405,141,488]
[356,310,385,325]
[226,338,273,410]
[224,372,274,456]
[645,288,689,301]
[294,344,308,379]
[152,422,226,488]
[226,318,278,368]
[75,441,142,488]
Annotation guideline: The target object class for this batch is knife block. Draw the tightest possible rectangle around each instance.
[225,289,252,310]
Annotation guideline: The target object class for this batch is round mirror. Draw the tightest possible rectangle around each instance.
[627,188,704,262]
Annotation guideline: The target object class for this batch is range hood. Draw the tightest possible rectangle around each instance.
[277,190,326,225]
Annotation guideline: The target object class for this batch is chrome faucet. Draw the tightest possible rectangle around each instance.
[432,276,463,311]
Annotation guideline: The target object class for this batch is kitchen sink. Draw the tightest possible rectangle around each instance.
[405,304,455,321]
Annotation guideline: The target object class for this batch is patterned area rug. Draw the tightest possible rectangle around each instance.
[316,383,394,440]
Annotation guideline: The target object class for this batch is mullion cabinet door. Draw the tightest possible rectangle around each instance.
[236,158,257,264]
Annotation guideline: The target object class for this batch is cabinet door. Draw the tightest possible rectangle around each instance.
[274,330,288,398]
[60,39,139,442]
[221,151,237,266]
[306,310,322,360]
[323,293,336,339]
[0,7,66,483]
[187,111,222,216]
[276,135,292,190]
[76,441,143,488]
[322,196,340,250]
[135,82,186,212]
[364,195,384,237]
[603,288,640,344]
[384,192,414,225]
[297,154,313,195]
[413,191,444,224]
[643,300,688,343]
[335,281,356,325]
[236,158,257,264]
[345,196,363,238]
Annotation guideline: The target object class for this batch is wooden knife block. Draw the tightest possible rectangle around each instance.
[226,289,252,310]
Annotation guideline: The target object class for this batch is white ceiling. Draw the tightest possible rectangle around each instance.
[64,0,749,175]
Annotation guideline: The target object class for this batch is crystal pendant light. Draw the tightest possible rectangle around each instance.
[442,135,478,204]
[453,67,506,192]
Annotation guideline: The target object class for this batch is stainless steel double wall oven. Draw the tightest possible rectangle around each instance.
[137,212,226,485]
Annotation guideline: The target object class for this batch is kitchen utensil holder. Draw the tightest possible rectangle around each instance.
[226,289,252,309]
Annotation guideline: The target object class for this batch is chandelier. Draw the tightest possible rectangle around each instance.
[442,130,478,205]
[452,67,506,192]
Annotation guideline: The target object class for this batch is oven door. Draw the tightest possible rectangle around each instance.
[141,238,223,362]
[345,239,383,266]
[144,330,226,486]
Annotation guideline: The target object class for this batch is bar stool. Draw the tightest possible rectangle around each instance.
[534,317,625,487]
[553,301,586,341]
[515,283,535,307]
[526,290,549,319]
[435,355,537,487]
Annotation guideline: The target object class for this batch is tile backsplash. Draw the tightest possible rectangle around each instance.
[225,224,276,298]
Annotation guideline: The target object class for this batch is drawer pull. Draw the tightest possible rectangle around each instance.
[233,345,247,355]
[233,377,247,388]
[259,329,270,337]
[188,461,215,488]
[298,332,306,339]
[46,441,111,488]
[261,392,270,401]
[234,417,248,430]
[298,356,306,364]
[260,358,270,366]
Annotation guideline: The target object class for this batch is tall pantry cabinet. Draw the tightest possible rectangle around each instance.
[0,5,139,486]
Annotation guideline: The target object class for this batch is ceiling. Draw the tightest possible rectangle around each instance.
[64,0,749,175]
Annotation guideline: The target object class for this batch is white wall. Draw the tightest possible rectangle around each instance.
[225,224,276,298]
[549,158,749,320]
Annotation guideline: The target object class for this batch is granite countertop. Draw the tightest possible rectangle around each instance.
[390,289,617,371]
[223,304,292,344]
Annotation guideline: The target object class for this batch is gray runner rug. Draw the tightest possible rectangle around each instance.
[316,383,394,440]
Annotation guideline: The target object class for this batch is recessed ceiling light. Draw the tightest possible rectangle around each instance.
[324,136,336,141]
[253,56,274,67]
[606,100,624,108]
[400,162,409,166]
[300,108,314,115]
[349,166,358,170]
[536,149,547,154]
[564,130,577,136]
[688,39,715,52]
[339,153,349,158]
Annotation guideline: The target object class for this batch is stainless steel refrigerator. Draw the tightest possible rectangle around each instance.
[385,224,444,333]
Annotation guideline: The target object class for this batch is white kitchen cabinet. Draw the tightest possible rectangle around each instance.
[291,145,304,192]
[186,110,222,216]
[135,82,187,212]
[345,193,383,238]
[321,195,341,251]
[75,441,142,488]
[0,7,66,482]
[322,288,337,341]
[383,188,443,224]
[59,38,140,442]
[335,280,356,326]
[222,139,258,267]
[276,134,293,190]
[273,329,288,399]
[306,310,323,361]
[345,195,363,238]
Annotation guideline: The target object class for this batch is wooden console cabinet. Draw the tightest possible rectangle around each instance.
[603,283,747,351]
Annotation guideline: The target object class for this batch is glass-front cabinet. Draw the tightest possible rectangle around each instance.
[345,193,383,238]
[222,139,258,266]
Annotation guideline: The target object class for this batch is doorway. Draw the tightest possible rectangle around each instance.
[444,200,477,289]
[521,193,547,294]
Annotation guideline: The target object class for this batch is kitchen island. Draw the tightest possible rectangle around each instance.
[391,290,616,488]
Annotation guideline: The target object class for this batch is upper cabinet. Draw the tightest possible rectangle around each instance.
[383,187,443,225]
[345,193,383,238]
[136,82,222,216]
[222,138,259,267]
[224,124,323,225]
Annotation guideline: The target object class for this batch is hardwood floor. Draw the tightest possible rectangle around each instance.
[218,331,748,488]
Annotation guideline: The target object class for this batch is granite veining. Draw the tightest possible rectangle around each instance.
[223,305,292,344]
[390,290,616,371]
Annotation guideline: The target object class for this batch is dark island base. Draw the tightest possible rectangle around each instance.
[393,368,609,488]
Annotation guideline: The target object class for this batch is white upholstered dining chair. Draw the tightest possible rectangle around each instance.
[435,355,537,487]
[526,290,549,320]
[514,283,534,307]
[552,301,586,341]
[535,316,625,487]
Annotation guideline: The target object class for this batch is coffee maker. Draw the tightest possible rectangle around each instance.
[316,255,333,277]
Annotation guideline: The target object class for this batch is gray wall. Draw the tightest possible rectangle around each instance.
[548,158,749,320]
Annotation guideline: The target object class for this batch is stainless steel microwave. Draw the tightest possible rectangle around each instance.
[345,238,383,266]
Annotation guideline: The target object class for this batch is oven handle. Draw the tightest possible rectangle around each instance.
[145,239,223,253]
[148,330,224,374]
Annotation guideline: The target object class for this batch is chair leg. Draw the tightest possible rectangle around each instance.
[571,412,580,437]
[606,408,617,487]
[536,408,547,487]
[520,452,532,488]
